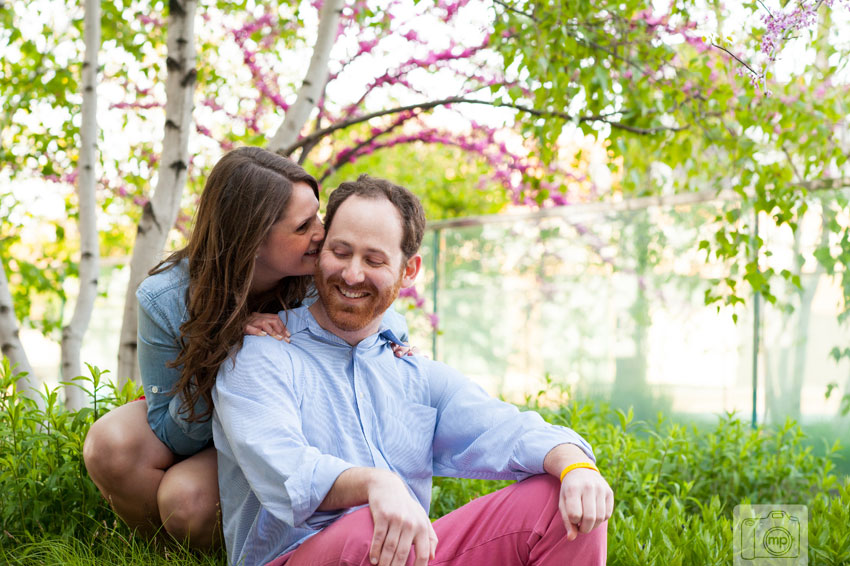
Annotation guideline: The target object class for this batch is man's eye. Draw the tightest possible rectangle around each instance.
[367,259,383,267]
[333,250,350,258]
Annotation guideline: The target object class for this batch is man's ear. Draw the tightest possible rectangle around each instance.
[400,254,422,288]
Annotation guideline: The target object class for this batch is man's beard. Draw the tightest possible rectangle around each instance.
[314,269,403,332]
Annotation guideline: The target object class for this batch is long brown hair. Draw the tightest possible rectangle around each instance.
[151,147,319,422]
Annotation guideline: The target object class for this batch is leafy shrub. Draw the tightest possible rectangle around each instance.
[431,393,846,565]
[1,360,848,565]
[0,359,139,543]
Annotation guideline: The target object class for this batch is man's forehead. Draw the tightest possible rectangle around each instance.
[326,196,404,250]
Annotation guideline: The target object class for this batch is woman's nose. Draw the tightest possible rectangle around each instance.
[313,218,325,241]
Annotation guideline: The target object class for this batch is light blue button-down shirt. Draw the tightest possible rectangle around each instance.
[212,305,595,566]
[137,259,410,455]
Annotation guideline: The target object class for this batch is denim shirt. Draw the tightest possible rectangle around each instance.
[137,260,410,456]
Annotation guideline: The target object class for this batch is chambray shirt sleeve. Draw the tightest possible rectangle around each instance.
[137,283,211,456]
[213,337,355,527]
[426,359,595,480]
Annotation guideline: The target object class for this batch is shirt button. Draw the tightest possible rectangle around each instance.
[151,386,159,393]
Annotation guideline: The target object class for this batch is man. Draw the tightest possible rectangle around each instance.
[213,175,613,566]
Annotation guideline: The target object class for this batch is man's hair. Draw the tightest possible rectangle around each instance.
[324,174,426,259]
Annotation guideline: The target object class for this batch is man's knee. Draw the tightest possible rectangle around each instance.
[288,507,375,566]
[518,474,561,497]
[508,474,562,516]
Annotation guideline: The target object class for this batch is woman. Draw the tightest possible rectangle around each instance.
[83,147,408,548]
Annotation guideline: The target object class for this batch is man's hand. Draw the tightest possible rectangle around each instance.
[244,312,290,342]
[366,469,437,566]
[543,444,614,540]
[558,466,613,540]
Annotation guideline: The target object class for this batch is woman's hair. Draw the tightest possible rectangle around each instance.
[151,146,319,422]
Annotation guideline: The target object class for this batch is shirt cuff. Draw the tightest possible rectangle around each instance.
[289,456,355,527]
[514,425,596,478]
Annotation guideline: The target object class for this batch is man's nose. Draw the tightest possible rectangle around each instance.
[341,260,365,285]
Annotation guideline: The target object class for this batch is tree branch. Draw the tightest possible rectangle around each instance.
[711,42,761,77]
[492,0,537,22]
[282,96,688,155]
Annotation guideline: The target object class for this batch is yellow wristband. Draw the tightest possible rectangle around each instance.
[559,462,599,482]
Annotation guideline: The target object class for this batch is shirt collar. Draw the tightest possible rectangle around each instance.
[282,305,402,349]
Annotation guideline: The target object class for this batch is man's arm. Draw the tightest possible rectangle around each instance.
[213,338,354,528]
[319,467,437,566]
[428,359,595,479]
[543,443,614,540]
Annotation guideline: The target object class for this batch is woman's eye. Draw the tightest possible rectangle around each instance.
[296,223,309,233]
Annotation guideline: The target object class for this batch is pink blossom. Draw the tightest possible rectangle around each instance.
[427,313,439,329]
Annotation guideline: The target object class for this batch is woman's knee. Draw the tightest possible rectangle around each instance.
[157,456,220,540]
[83,411,140,482]
[83,401,172,486]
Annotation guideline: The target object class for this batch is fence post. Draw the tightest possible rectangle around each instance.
[431,228,440,360]
[751,210,760,429]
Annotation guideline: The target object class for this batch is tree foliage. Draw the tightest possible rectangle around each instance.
[0,0,848,389]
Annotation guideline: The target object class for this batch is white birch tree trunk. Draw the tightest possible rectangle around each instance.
[0,265,42,406]
[62,0,100,410]
[267,0,342,153]
[116,0,197,385]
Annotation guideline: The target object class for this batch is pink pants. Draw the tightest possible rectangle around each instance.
[266,475,607,566]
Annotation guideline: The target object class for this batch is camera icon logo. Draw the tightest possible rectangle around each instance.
[734,505,807,566]
[741,511,799,558]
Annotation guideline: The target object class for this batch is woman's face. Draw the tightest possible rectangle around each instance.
[254,182,324,286]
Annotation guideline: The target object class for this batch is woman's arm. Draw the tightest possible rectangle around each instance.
[137,273,212,456]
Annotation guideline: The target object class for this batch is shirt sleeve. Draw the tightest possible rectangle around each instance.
[137,286,211,456]
[426,360,595,480]
[213,337,355,527]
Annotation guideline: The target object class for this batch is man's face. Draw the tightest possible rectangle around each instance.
[314,195,417,334]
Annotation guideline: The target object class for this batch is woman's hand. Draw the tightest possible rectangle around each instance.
[245,313,290,342]
[391,343,418,358]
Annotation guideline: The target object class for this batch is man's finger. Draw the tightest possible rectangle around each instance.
[379,523,402,566]
[369,518,388,565]
[412,528,432,566]
[559,498,578,541]
[579,492,597,533]
[391,528,415,566]
[429,524,438,561]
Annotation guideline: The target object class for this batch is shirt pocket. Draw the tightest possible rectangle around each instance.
[377,401,437,480]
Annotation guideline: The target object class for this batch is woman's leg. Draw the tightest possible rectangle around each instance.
[83,399,174,536]
[83,400,221,549]
[157,446,222,549]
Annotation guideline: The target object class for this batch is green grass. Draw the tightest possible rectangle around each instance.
[3,361,850,565]
[1,533,227,565]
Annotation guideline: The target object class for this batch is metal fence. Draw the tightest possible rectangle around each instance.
[405,191,850,429]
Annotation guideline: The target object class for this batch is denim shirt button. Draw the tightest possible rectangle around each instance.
[151,385,159,393]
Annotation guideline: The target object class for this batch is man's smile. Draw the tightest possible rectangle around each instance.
[336,285,370,300]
